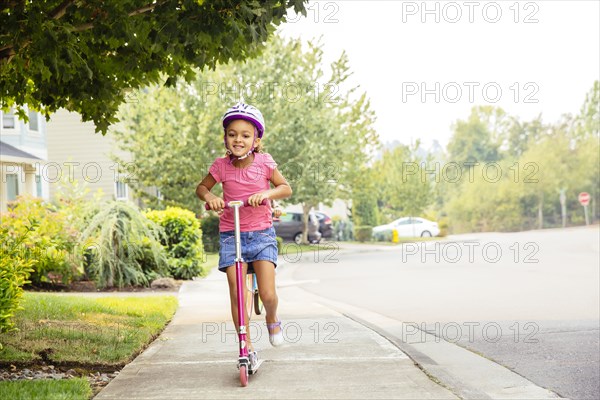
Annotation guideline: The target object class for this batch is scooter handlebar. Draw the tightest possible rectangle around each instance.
[204,198,268,211]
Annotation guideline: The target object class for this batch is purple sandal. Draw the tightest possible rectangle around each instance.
[267,320,284,347]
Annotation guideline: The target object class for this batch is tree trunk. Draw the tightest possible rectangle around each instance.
[538,194,544,230]
[559,188,567,228]
[302,203,312,244]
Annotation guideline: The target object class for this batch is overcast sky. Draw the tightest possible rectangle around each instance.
[278,1,600,149]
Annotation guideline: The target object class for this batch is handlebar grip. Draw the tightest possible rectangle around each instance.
[204,198,268,211]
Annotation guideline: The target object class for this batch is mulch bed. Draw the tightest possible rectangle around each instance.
[0,362,121,395]
[25,279,183,293]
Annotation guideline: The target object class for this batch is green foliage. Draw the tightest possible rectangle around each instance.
[372,229,393,242]
[79,201,168,288]
[351,168,379,227]
[354,226,373,243]
[145,207,205,279]
[0,195,81,286]
[333,218,353,241]
[200,214,220,253]
[442,81,600,232]
[0,1,308,134]
[51,175,104,233]
[445,162,525,232]
[371,143,433,223]
[574,80,600,140]
[114,35,378,236]
[0,225,34,342]
[447,106,505,166]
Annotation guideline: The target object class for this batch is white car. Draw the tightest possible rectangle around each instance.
[372,217,440,237]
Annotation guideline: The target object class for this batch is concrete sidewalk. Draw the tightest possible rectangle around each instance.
[94,268,457,399]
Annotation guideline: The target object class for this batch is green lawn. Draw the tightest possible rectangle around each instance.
[0,293,178,365]
[202,252,219,272]
[0,378,92,400]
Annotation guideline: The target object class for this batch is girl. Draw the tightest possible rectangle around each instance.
[196,103,292,372]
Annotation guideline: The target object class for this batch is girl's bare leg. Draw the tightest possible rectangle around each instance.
[253,260,281,333]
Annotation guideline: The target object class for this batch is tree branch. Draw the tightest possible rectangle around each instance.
[49,0,75,20]
[73,1,169,32]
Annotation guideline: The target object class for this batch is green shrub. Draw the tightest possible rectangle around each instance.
[373,229,393,242]
[0,225,35,341]
[1,195,81,286]
[354,226,373,242]
[200,214,220,253]
[333,219,353,241]
[79,201,168,288]
[145,207,206,280]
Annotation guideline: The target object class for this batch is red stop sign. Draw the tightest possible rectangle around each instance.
[579,192,590,206]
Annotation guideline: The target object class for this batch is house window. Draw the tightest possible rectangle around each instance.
[6,173,19,201]
[2,108,16,129]
[36,174,42,197]
[28,110,39,132]
[115,180,129,200]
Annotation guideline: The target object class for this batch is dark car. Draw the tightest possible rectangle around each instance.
[314,211,334,239]
[273,211,322,244]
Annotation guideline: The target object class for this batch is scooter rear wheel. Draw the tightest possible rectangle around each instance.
[254,290,263,315]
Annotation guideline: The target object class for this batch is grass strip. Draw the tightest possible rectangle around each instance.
[0,293,178,365]
[0,378,92,400]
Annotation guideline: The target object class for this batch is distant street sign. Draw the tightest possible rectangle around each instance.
[578,192,590,206]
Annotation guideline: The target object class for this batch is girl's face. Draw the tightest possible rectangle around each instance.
[225,119,259,156]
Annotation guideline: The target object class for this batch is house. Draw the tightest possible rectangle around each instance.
[44,109,135,204]
[0,107,47,212]
[1,107,137,213]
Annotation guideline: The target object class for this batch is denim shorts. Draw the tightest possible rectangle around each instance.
[218,226,278,273]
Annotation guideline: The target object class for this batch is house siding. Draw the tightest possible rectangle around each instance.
[45,109,133,202]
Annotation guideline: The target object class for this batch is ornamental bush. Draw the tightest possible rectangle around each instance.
[354,226,373,243]
[145,207,206,280]
[79,201,168,288]
[0,195,81,286]
[0,225,35,342]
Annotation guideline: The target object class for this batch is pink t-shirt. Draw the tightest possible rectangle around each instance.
[208,152,277,232]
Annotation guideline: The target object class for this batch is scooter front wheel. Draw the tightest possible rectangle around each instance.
[239,365,248,387]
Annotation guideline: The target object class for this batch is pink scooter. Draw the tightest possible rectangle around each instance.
[205,199,267,386]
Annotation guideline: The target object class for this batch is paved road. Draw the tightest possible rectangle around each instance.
[287,226,600,400]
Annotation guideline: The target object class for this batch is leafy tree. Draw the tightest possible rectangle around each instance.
[114,35,378,243]
[574,80,600,140]
[503,114,546,159]
[0,0,308,133]
[113,81,222,210]
[445,161,524,232]
[372,143,433,223]
[351,167,379,227]
[447,106,506,167]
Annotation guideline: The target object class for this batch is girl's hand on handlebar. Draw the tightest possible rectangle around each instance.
[207,197,225,213]
[247,192,269,207]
